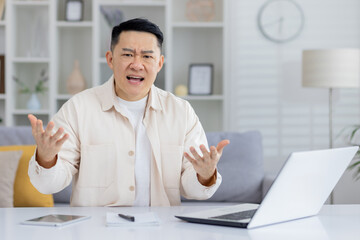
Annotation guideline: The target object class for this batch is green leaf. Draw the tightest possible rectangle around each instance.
[354,167,360,181]
[350,127,360,141]
[348,160,360,170]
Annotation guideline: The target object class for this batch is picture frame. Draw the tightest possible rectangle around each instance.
[0,55,4,94]
[65,0,84,22]
[188,64,213,95]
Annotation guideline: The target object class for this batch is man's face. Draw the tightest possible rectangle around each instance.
[106,31,164,101]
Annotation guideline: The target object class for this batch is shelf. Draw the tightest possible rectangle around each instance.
[57,21,93,28]
[13,109,50,115]
[13,57,50,63]
[172,22,223,28]
[181,95,224,101]
[2,0,225,131]
[13,0,49,6]
[99,1,166,7]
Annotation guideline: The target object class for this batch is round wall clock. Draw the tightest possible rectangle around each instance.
[257,0,304,43]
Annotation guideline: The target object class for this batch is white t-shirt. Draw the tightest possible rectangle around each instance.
[117,95,151,206]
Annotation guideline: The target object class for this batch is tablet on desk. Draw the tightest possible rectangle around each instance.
[21,214,91,227]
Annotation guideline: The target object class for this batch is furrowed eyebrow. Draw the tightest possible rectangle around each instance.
[121,48,154,54]
[122,48,135,53]
[141,50,154,54]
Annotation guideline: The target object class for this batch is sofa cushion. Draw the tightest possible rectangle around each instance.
[183,131,264,203]
[0,151,22,207]
[0,145,54,207]
[53,184,72,204]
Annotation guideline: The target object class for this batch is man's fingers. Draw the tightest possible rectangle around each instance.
[51,127,64,140]
[56,133,69,147]
[189,147,202,161]
[45,121,55,138]
[184,152,197,166]
[199,144,210,159]
[28,114,37,129]
[36,119,44,135]
[216,139,230,154]
[210,146,217,159]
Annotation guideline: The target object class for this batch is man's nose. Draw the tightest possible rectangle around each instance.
[130,56,144,71]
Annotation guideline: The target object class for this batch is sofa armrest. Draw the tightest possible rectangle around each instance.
[262,173,276,199]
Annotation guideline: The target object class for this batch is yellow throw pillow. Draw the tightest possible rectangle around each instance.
[0,146,54,207]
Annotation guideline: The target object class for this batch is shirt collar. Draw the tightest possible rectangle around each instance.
[97,75,163,112]
[147,85,163,112]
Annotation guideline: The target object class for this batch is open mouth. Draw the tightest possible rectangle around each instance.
[127,76,144,81]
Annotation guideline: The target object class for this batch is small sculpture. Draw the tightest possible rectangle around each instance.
[66,60,86,95]
[175,85,188,97]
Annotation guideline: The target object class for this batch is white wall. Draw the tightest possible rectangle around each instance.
[227,0,360,203]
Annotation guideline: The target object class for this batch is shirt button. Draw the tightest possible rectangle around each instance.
[128,151,134,156]
[129,186,135,191]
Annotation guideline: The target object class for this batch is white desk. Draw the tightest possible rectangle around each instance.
[1,204,359,240]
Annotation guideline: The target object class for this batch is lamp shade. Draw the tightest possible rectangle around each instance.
[302,49,360,88]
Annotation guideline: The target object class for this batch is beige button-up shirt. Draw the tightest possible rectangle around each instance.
[29,76,221,206]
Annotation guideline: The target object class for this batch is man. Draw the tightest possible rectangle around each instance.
[28,18,229,207]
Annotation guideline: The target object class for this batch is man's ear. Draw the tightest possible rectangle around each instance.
[157,55,164,73]
[106,51,114,70]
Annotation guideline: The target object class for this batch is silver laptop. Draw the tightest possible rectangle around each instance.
[176,146,358,229]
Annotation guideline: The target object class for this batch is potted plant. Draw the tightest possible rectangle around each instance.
[13,69,48,110]
[342,125,360,180]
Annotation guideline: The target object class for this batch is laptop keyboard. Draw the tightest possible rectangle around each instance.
[210,209,257,221]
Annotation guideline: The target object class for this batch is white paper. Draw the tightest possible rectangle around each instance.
[106,212,160,227]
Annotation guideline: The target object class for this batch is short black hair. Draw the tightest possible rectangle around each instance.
[110,18,163,52]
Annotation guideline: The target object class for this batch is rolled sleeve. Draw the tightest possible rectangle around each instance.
[181,166,222,200]
[28,153,64,194]
[180,101,222,199]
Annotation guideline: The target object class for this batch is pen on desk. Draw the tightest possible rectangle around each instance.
[118,213,135,222]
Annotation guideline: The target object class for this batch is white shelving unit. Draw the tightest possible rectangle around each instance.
[169,0,226,131]
[4,0,51,125]
[1,0,227,131]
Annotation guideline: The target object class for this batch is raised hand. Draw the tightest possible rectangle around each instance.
[184,139,230,186]
[28,114,69,168]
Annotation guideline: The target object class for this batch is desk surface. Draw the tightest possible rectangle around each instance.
[1,204,359,240]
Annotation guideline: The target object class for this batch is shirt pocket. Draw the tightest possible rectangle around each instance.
[161,145,183,189]
[78,143,116,188]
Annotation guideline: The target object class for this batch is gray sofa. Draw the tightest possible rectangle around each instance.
[0,126,273,206]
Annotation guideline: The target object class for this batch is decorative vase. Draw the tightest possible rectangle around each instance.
[66,60,86,95]
[27,93,41,110]
[186,0,215,22]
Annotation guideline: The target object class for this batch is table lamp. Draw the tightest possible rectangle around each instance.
[302,49,360,204]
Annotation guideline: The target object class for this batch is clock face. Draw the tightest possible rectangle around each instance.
[257,0,304,43]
